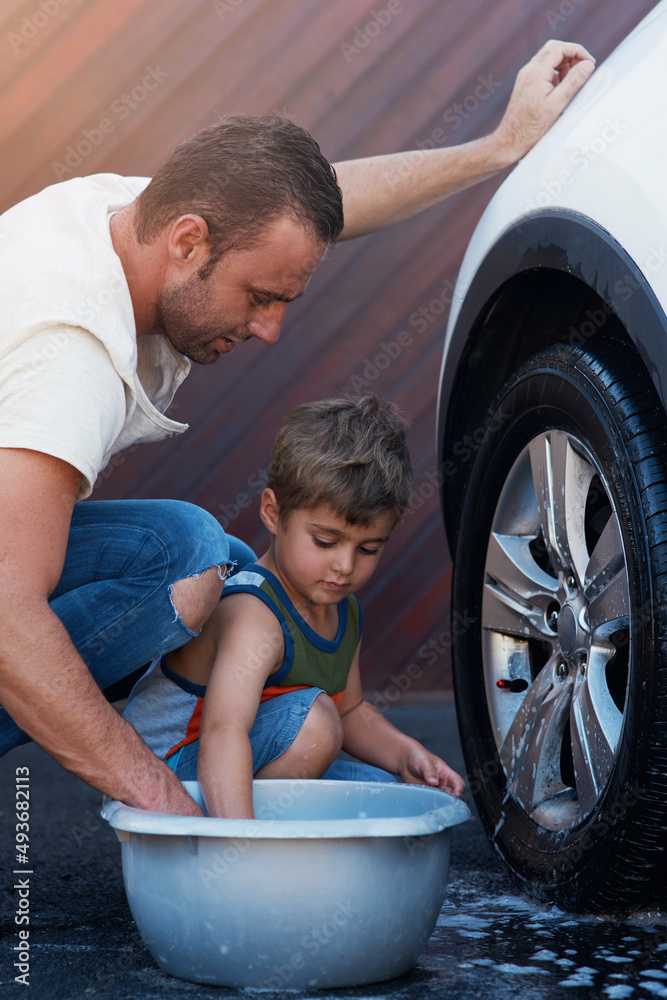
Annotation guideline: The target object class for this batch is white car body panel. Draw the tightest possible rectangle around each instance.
[442,0,667,361]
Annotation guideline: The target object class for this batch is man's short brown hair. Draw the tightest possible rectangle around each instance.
[268,395,414,525]
[135,114,344,278]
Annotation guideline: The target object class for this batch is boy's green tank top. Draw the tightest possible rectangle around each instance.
[222,564,362,697]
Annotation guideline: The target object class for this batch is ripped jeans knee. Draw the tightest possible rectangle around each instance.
[169,563,227,634]
[48,499,256,689]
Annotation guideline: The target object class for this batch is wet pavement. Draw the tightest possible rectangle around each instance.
[1,701,666,999]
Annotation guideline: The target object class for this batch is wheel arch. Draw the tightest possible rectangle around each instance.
[438,210,667,551]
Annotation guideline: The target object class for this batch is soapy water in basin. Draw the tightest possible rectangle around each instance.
[101,779,470,990]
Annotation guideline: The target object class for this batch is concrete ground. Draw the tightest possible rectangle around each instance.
[1,702,666,1000]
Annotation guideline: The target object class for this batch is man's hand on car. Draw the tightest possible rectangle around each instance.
[493,39,596,162]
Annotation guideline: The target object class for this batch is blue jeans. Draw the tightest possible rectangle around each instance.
[0,499,256,756]
[166,685,399,785]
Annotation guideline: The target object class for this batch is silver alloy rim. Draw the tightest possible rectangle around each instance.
[482,430,630,831]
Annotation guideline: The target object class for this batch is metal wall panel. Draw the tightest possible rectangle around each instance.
[1,0,654,697]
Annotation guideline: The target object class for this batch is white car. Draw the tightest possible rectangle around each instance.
[437,3,667,913]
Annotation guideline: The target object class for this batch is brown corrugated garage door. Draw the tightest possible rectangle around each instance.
[0,0,654,698]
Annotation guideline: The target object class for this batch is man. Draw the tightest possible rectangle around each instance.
[0,41,594,816]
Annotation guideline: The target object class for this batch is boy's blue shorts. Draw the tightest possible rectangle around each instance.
[166,685,398,784]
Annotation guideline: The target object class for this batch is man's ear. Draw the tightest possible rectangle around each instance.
[259,488,281,534]
[167,214,210,265]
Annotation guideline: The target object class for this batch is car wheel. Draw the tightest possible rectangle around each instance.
[452,338,667,913]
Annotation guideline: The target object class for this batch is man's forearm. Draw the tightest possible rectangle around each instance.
[335,40,596,240]
[0,601,202,815]
[335,134,511,240]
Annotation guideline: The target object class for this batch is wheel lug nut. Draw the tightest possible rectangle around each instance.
[557,661,568,678]
[579,653,587,675]
[546,602,560,632]
[567,574,576,589]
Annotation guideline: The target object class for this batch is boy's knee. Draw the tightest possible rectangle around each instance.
[171,565,225,633]
[303,694,344,761]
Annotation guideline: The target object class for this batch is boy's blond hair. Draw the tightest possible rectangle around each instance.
[267,395,414,525]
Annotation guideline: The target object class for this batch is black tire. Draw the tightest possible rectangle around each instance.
[452,339,667,913]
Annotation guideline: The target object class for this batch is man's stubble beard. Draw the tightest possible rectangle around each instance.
[154,272,245,365]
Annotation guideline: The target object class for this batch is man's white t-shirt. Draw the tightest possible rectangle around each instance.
[0,174,190,498]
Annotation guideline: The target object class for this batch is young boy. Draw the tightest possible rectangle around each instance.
[123,395,464,817]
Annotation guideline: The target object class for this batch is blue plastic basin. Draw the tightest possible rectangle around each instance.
[101,779,470,990]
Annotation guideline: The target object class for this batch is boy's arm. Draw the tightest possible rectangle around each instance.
[335,40,595,240]
[196,595,284,819]
[338,645,464,796]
